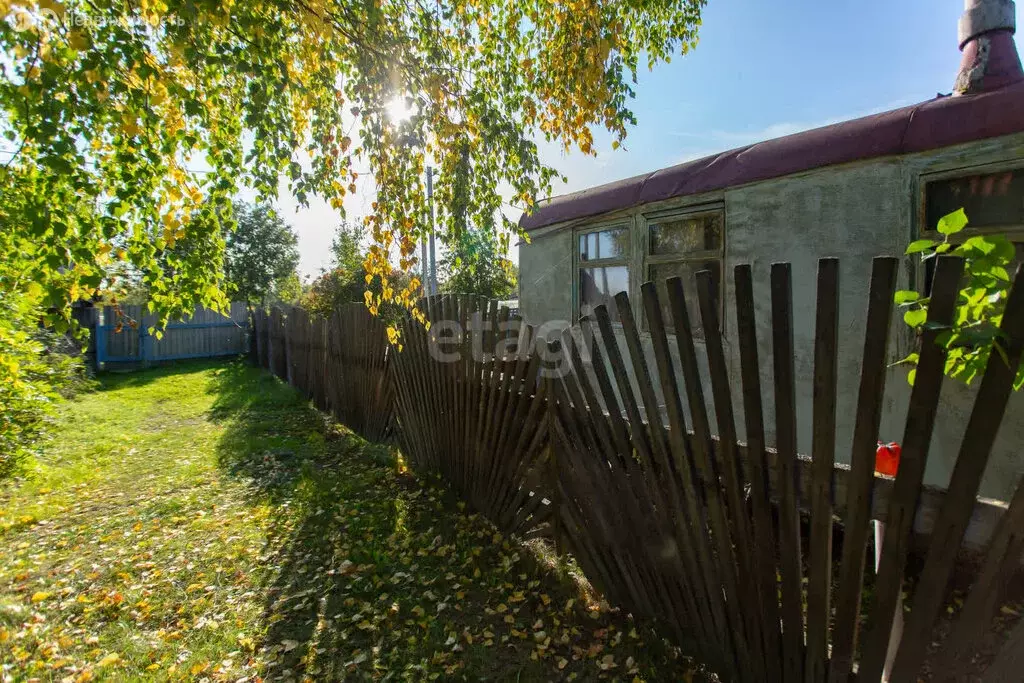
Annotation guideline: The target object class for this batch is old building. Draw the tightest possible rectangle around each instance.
[518,0,1024,499]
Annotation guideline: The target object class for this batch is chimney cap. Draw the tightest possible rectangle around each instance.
[959,0,1016,49]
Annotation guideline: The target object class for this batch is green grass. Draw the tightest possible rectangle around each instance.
[0,360,707,682]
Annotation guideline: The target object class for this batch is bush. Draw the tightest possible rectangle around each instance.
[0,291,90,480]
[301,267,413,326]
[897,208,1023,388]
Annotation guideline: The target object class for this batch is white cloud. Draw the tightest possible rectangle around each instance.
[669,98,918,165]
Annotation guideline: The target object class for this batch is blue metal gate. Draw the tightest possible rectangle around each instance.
[95,303,250,367]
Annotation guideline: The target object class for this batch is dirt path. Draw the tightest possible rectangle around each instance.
[0,361,704,682]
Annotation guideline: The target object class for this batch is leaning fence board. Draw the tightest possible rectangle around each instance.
[669,274,749,682]
[828,257,899,683]
[984,616,1024,683]
[641,281,727,666]
[889,263,1024,681]
[934,474,1024,680]
[733,265,784,683]
[697,270,764,683]
[805,258,840,683]
[251,254,1024,683]
[770,263,806,683]
[859,255,965,682]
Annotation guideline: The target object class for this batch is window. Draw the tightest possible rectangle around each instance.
[577,226,630,322]
[922,167,1024,295]
[645,208,724,338]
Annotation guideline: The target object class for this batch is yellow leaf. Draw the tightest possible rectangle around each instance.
[68,30,89,51]
[31,591,51,603]
[98,653,121,667]
[39,0,64,15]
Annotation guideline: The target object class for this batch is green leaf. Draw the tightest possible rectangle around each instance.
[906,239,936,255]
[936,208,969,235]
[959,235,997,256]
[903,308,927,328]
[894,290,920,305]
[890,352,919,367]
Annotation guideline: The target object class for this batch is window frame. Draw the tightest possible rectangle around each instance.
[918,162,1024,295]
[573,220,633,323]
[641,204,726,337]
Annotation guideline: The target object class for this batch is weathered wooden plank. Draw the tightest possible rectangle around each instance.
[859,255,966,683]
[666,274,749,683]
[696,269,765,683]
[614,291,709,650]
[733,265,784,683]
[890,264,1024,681]
[828,257,899,683]
[982,608,1024,683]
[769,262,805,683]
[805,258,840,683]
[556,326,661,618]
[640,280,727,666]
[935,474,1024,680]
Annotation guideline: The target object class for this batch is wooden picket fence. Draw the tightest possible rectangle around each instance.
[252,256,1024,682]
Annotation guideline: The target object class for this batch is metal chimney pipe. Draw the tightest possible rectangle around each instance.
[955,0,1023,94]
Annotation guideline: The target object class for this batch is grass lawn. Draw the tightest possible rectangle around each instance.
[0,360,705,682]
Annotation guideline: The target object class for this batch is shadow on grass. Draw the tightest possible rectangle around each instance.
[205,361,705,681]
[206,362,407,678]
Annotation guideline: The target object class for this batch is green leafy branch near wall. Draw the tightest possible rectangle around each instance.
[895,208,1023,389]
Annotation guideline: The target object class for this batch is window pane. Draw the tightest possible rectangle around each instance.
[649,260,721,339]
[649,213,722,256]
[579,266,629,322]
[925,168,1024,231]
[579,228,629,261]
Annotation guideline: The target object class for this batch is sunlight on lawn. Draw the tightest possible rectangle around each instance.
[0,360,706,681]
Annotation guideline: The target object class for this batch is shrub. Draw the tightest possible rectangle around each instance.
[0,291,90,480]
[896,208,1023,388]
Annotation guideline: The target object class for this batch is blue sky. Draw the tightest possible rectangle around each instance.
[285,0,1020,278]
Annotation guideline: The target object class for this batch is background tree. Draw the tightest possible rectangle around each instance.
[441,228,517,300]
[224,203,301,307]
[303,221,413,319]
[332,220,367,277]
[272,272,303,306]
[0,0,705,329]
[0,0,705,463]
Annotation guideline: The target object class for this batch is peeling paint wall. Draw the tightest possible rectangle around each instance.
[518,132,1024,500]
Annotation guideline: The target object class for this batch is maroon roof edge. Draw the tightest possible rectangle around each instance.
[520,82,1024,231]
